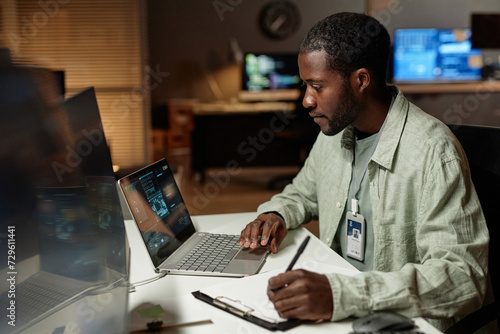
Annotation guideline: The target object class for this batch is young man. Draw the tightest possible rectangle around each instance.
[238,12,490,331]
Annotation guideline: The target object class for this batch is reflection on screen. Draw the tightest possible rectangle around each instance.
[121,160,194,268]
[393,28,483,82]
[0,67,128,333]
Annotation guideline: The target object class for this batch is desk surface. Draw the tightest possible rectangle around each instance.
[125,212,442,334]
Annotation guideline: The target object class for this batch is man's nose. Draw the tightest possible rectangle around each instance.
[302,90,316,109]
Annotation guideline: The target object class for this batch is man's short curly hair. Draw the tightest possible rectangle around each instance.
[299,12,390,86]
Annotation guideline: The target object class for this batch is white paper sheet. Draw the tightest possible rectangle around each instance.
[198,262,359,324]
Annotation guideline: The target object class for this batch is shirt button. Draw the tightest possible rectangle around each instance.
[326,238,331,244]
[336,202,342,208]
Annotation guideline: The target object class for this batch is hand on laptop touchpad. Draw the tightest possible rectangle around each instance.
[235,245,269,260]
[222,246,269,275]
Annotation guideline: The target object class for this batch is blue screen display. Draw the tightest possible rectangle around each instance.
[393,28,483,82]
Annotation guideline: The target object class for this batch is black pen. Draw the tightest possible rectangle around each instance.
[285,236,310,271]
[271,236,311,293]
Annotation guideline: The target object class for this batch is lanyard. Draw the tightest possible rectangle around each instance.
[351,97,394,215]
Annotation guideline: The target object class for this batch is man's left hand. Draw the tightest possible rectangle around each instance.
[267,269,333,320]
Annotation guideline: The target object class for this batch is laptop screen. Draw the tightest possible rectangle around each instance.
[119,159,195,267]
[0,70,129,332]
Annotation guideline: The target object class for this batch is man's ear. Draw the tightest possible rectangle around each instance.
[350,68,370,93]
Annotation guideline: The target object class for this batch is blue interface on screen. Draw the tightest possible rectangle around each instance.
[393,28,483,82]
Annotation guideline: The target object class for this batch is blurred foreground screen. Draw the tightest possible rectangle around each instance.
[0,66,129,333]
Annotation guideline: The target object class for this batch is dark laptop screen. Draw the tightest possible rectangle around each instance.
[119,159,195,267]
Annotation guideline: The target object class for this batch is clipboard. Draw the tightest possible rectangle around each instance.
[191,259,359,331]
[191,290,305,331]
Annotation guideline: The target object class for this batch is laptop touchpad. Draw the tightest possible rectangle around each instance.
[235,246,269,260]
[223,246,268,274]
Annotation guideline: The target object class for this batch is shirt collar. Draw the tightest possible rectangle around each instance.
[341,86,407,171]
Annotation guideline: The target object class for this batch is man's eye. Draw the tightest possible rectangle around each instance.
[301,82,321,92]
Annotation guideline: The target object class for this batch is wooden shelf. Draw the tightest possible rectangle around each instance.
[396,81,500,94]
[192,101,297,115]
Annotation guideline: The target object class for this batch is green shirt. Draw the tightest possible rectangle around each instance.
[258,87,489,331]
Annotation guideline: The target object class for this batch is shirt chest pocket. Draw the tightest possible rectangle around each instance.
[373,168,420,227]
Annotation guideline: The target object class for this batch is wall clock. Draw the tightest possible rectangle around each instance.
[259,1,301,40]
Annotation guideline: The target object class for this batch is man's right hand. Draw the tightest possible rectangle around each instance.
[238,212,287,254]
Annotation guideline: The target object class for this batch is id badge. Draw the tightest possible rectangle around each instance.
[346,211,365,261]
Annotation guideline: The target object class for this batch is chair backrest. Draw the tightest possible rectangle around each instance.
[448,124,500,303]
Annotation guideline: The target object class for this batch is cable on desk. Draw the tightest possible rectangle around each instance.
[128,271,169,292]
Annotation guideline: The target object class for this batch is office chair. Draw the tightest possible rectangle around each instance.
[444,124,500,334]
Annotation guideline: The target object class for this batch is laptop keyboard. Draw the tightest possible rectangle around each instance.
[175,234,241,272]
[0,274,84,326]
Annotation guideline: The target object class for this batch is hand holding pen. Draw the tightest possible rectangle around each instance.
[268,236,310,294]
[267,235,334,321]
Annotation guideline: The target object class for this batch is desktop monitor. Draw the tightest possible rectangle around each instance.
[242,52,300,91]
[0,67,129,333]
[392,28,483,83]
[239,52,301,101]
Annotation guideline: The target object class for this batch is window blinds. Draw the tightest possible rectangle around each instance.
[1,0,150,169]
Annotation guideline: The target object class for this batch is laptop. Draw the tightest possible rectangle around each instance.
[118,159,269,277]
[0,76,129,332]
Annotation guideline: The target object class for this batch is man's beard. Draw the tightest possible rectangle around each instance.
[323,80,360,136]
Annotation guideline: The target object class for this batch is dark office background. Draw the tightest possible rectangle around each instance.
[147,0,500,104]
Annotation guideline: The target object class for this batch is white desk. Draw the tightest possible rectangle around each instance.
[125,212,442,333]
